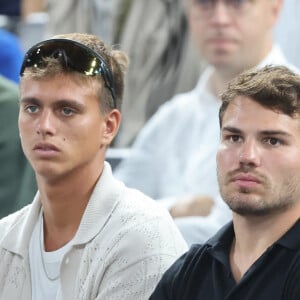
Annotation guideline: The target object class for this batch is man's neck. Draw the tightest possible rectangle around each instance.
[209,69,241,97]
[37,163,104,251]
[209,44,274,97]
[229,205,300,282]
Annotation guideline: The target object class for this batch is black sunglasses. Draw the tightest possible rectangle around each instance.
[20,38,117,108]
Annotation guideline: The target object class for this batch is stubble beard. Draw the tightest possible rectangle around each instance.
[218,172,298,217]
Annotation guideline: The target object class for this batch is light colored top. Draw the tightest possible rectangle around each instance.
[274,0,300,69]
[115,66,220,200]
[0,162,187,300]
[45,0,120,43]
[29,212,73,300]
[114,0,203,146]
[114,45,297,245]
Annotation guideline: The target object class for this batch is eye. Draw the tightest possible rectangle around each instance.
[222,133,243,144]
[61,107,75,116]
[229,135,242,143]
[25,105,39,113]
[264,137,282,146]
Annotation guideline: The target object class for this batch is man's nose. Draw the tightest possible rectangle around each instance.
[238,139,261,167]
[210,0,232,24]
[36,110,56,136]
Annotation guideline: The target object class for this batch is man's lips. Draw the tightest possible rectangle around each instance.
[33,142,60,151]
[206,36,236,47]
[232,174,261,183]
[230,174,262,188]
[32,142,61,158]
[209,38,232,42]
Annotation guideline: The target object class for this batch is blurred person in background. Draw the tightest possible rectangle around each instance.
[44,0,121,43]
[114,0,298,246]
[273,0,300,69]
[114,0,204,146]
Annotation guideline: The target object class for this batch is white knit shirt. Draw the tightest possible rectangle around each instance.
[0,162,187,299]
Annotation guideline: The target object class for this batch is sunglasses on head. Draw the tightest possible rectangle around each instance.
[20,38,117,108]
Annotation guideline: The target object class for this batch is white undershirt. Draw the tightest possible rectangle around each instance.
[29,211,72,300]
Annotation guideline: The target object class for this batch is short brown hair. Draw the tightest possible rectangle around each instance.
[219,65,300,127]
[21,33,129,113]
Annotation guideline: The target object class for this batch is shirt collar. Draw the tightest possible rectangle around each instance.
[205,222,234,266]
[207,218,300,252]
[256,44,286,69]
[72,162,124,245]
[275,218,300,250]
[207,221,234,249]
[0,162,124,256]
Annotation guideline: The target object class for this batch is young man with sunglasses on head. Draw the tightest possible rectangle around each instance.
[150,65,300,300]
[114,0,298,245]
[0,33,187,300]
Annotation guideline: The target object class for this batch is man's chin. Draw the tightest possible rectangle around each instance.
[209,57,236,70]
[35,166,63,181]
[231,205,269,217]
[222,193,265,216]
[228,202,292,217]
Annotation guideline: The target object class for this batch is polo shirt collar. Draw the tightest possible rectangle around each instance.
[275,218,300,250]
[207,221,234,248]
[205,222,234,268]
[206,218,300,253]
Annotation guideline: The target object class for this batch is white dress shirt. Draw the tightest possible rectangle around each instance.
[114,45,298,245]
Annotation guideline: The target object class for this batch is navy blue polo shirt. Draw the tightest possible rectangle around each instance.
[150,220,300,300]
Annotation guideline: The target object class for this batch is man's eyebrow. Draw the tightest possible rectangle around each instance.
[259,130,293,137]
[221,126,242,134]
[19,97,86,110]
[222,126,293,137]
[53,99,86,110]
[20,97,41,105]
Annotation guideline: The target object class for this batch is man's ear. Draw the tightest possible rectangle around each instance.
[269,0,283,27]
[102,109,121,146]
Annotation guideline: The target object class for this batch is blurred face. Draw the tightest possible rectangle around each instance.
[188,0,282,71]
[19,74,118,181]
[217,96,300,216]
